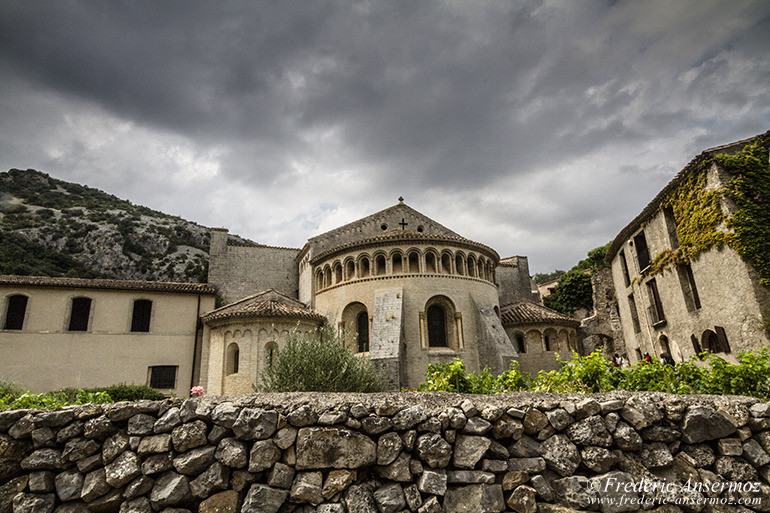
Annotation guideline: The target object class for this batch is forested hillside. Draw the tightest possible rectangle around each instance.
[0,168,249,282]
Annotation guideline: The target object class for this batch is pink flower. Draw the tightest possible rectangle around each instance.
[190,386,205,396]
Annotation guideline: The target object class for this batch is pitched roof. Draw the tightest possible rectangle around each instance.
[298,200,466,260]
[0,275,216,294]
[201,289,326,325]
[500,299,579,327]
[605,131,770,264]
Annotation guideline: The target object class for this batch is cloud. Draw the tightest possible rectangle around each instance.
[0,0,768,272]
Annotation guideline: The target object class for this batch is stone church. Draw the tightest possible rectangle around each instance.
[201,199,579,393]
[0,200,579,396]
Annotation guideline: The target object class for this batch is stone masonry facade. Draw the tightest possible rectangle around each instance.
[2,392,770,512]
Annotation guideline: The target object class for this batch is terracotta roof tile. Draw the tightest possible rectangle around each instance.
[500,299,579,327]
[201,289,326,325]
[0,275,216,294]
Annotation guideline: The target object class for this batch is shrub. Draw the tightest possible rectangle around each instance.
[259,325,382,393]
[417,359,527,393]
[415,349,770,399]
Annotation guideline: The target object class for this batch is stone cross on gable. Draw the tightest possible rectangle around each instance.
[399,218,408,230]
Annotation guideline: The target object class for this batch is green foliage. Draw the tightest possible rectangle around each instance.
[643,139,770,285]
[718,142,770,286]
[417,359,527,394]
[0,230,108,278]
[416,349,770,399]
[574,244,610,274]
[533,270,565,285]
[259,325,382,393]
[0,380,166,410]
[543,270,593,315]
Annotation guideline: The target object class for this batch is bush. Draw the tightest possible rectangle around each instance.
[58,383,166,402]
[259,325,382,393]
[415,348,770,399]
[0,381,165,411]
[418,359,527,394]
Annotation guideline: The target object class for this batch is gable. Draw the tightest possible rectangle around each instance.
[302,201,460,258]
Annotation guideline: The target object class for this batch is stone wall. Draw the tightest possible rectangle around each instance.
[580,268,625,359]
[209,229,300,305]
[1,392,770,513]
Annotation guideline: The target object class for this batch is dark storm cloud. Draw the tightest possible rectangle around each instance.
[0,0,769,271]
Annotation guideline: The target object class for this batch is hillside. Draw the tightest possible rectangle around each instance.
[0,168,250,282]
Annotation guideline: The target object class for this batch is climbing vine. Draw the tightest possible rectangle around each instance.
[641,138,770,286]
[718,141,770,286]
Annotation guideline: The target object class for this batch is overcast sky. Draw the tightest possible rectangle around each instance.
[1,1,768,273]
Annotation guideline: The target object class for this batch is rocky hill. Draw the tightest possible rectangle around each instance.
[0,169,251,282]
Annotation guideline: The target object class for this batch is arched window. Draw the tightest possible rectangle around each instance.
[392,253,403,274]
[467,256,476,278]
[316,269,324,289]
[342,302,369,352]
[427,304,447,347]
[4,294,28,330]
[359,257,370,278]
[455,254,466,276]
[265,342,278,368]
[345,260,355,281]
[425,252,437,273]
[357,312,369,353]
[226,343,240,375]
[323,266,332,288]
[131,299,152,332]
[441,253,452,274]
[408,252,420,273]
[543,328,558,351]
[333,262,343,284]
[375,254,386,276]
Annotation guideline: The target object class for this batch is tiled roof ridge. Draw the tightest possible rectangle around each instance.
[500,298,579,326]
[0,275,216,294]
[605,130,770,264]
[201,292,326,325]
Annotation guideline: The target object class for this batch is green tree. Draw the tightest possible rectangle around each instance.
[259,325,382,392]
[543,269,593,315]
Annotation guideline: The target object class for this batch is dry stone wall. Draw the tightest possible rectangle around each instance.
[1,392,770,513]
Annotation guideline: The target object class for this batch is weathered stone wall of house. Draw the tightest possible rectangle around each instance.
[580,268,625,358]
[209,229,300,305]
[497,257,536,307]
[3,392,770,513]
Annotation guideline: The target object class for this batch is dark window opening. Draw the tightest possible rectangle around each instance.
[149,366,177,389]
[701,329,720,353]
[715,326,731,353]
[544,335,551,351]
[691,334,702,356]
[131,300,152,332]
[515,334,525,353]
[68,297,92,331]
[628,294,641,333]
[357,312,369,353]
[4,295,28,330]
[633,231,650,271]
[678,264,701,311]
[620,251,631,287]
[233,350,239,373]
[635,348,643,361]
[662,206,680,249]
[427,305,447,347]
[646,279,666,326]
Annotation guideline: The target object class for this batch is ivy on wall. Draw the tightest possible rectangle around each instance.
[641,139,770,286]
[719,142,770,286]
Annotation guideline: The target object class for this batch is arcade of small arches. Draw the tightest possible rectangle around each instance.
[315,247,496,291]
[508,327,577,355]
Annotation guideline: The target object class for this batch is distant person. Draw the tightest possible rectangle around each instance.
[613,353,621,367]
[644,352,652,364]
[620,354,630,369]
